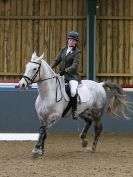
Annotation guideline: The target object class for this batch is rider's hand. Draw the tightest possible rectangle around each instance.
[60,69,66,76]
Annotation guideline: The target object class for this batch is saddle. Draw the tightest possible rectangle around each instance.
[55,77,89,117]
[61,82,89,117]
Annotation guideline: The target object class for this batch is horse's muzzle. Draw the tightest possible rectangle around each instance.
[19,79,27,88]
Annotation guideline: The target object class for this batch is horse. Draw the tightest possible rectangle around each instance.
[19,52,130,158]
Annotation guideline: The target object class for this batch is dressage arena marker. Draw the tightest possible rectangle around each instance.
[0,133,38,141]
[0,81,133,140]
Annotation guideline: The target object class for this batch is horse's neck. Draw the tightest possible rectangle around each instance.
[41,60,55,78]
[37,80,54,99]
[37,60,56,98]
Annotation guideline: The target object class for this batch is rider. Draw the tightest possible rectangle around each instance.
[50,31,81,119]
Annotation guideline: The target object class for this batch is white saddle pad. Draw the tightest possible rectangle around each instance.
[77,84,89,102]
[62,83,89,103]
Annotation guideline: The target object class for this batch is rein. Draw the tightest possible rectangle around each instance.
[22,61,63,102]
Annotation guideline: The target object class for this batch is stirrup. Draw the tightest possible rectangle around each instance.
[72,111,79,120]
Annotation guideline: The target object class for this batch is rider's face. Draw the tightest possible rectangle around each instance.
[67,39,77,47]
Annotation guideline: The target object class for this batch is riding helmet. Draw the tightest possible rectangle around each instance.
[67,31,79,41]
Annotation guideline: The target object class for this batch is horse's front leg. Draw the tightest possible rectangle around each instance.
[32,125,47,158]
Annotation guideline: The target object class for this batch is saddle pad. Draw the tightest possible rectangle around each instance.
[62,83,89,103]
[77,84,89,102]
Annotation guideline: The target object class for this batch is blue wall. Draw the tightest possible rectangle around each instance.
[0,89,133,133]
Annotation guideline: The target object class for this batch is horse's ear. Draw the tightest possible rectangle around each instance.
[36,53,44,63]
[39,52,44,59]
[32,51,37,59]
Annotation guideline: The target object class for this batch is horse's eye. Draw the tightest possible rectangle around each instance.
[33,68,37,71]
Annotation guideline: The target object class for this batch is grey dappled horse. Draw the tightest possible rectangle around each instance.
[19,52,130,158]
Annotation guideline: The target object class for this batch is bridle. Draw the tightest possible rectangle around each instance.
[22,61,63,102]
[22,61,41,86]
[22,61,56,85]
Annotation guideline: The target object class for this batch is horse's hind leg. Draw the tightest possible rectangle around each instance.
[32,125,47,158]
[88,115,103,152]
[80,113,93,148]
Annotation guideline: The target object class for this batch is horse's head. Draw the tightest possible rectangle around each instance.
[19,52,44,88]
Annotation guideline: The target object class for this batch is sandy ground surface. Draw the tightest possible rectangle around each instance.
[0,132,133,177]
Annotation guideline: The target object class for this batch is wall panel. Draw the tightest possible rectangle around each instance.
[0,0,87,80]
[96,0,133,85]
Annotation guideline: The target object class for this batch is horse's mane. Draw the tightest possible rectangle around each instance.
[42,59,57,76]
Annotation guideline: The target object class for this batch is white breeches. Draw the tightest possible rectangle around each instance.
[69,80,78,97]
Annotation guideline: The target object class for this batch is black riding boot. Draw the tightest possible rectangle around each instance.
[71,94,79,120]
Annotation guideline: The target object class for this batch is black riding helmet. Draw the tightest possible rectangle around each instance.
[67,31,79,41]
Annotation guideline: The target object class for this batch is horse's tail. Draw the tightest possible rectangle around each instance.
[102,81,131,119]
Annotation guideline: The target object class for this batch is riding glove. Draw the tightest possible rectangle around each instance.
[60,68,66,76]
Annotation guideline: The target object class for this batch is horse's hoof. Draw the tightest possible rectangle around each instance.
[32,152,40,159]
[81,139,88,148]
[86,146,95,153]
[32,148,44,159]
